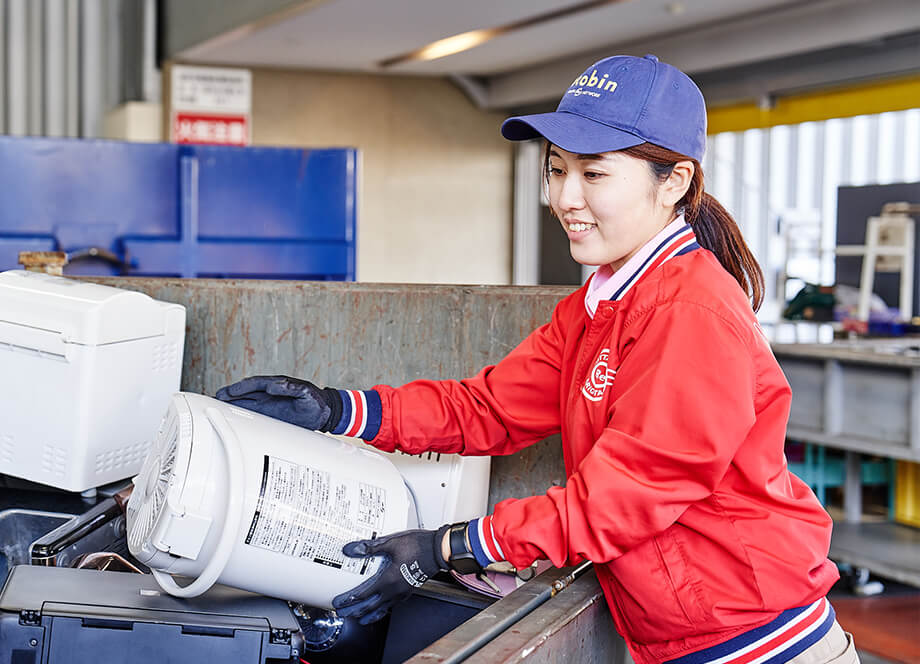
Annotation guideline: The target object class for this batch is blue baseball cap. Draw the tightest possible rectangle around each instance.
[501,54,706,162]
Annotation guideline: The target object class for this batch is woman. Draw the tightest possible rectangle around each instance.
[217,55,858,664]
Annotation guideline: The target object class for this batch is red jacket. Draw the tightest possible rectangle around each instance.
[369,247,838,663]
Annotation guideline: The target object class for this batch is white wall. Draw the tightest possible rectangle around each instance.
[246,67,514,284]
[103,102,163,142]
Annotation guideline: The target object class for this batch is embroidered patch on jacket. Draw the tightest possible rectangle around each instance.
[582,348,617,402]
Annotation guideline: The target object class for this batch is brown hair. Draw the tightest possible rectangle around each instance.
[543,142,765,311]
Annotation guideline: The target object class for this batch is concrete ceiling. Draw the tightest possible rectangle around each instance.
[163,0,920,110]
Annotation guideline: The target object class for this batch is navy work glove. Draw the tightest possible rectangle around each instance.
[215,375,341,431]
[332,526,450,625]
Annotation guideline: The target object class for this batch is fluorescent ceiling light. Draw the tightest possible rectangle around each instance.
[413,29,495,62]
[379,0,630,68]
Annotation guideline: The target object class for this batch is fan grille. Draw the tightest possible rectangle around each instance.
[127,402,181,553]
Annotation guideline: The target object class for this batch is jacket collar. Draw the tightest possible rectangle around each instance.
[584,215,700,318]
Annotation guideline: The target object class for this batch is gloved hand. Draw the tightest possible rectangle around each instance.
[332,526,450,625]
[215,375,341,431]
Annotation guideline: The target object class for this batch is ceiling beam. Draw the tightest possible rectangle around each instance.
[479,0,920,110]
[377,0,628,68]
[162,0,327,61]
[708,73,920,134]
[696,30,920,108]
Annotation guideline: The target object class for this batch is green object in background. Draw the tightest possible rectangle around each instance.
[783,283,836,321]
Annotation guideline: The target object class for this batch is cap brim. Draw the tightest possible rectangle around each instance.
[501,112,645,155]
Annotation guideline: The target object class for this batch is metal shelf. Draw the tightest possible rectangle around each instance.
[773,343,920,460]
[830,521,920,588]
[775,343,920,586]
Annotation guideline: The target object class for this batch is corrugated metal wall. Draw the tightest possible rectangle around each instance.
[703,108,920,321]
[0,0,151,138]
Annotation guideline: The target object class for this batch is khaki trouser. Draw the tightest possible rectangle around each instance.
[789,621,860,664]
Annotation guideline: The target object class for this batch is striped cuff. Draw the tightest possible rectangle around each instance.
[467,516,506,568]
[331,389,383,440]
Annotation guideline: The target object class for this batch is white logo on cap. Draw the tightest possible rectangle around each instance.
[567,69,618,98]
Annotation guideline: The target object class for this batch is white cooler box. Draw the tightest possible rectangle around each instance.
[0,270,185,492]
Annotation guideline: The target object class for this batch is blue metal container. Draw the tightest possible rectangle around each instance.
[0,137,356,279]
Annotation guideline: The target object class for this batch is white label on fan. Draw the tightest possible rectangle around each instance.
[244,455,387,575]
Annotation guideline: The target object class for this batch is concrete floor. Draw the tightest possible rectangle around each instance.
[831,573,920,664]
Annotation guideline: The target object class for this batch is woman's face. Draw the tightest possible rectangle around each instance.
[547,146,675,271]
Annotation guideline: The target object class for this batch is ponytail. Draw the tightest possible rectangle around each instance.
[621,143,765,312]
[691,192,765,311]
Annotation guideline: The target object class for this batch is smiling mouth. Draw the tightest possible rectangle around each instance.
[566,222,594,232]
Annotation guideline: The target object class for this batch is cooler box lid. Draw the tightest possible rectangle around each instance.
[0,269,183,346]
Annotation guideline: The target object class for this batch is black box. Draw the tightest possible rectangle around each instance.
[0,566,303,664]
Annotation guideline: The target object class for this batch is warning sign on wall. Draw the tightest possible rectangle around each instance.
[170,65,252,146]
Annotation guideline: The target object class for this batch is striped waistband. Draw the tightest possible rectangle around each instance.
[664,597,835,664]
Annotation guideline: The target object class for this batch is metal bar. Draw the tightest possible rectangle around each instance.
[786,123,798,212]
[821,120,840,286]
[713,132,734,211]
[758,128,772,307]
[26,0,42,135]
[892,110,907,184]
[141,0,159,102]
[422,563,593,664]
[888,457,896,521]
[44,0,66,137]
[740,128,760,240]
[346,150,357,280]
[839,117,853,185]
[116,0,140,101]
[179,153,200,278]
[812,122,827,279]
[812,122,836,284]
[0,0,6,132]
[466,566,622,664]
[901,219,914,319]
[703,133,715,187]
[784,428,920,463]
[65,0,78,136]
[911,368,920,452]
[104,0,121,110]
[773,342,920,368]
[877,109,904,184]
[823,359,843,436]
[512,141,541,286]
[844,451,862,523]
[906,110,920,182]
[80,0,102,137]
[7,0,27,135]
[732,129,744,219]
[865,114,880,183]
[857,219,879,321]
